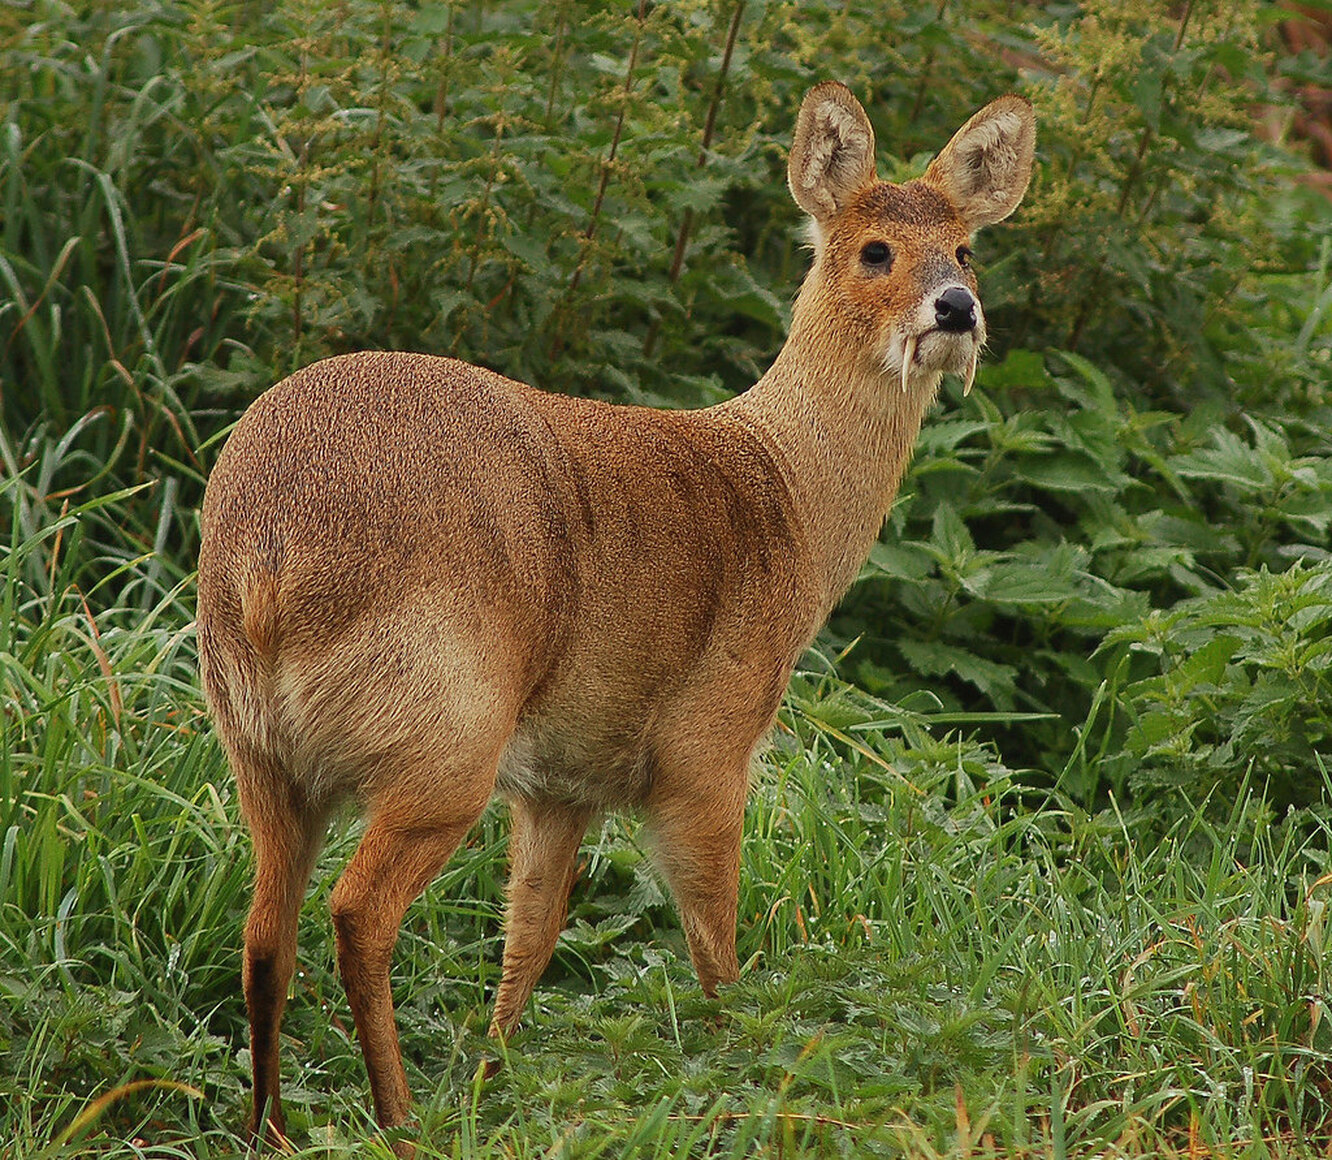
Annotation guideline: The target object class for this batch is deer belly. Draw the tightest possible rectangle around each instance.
[495,717,653,809]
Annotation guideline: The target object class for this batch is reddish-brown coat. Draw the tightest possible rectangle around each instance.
[197,82,1035,1155]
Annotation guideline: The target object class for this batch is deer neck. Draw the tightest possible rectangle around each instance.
[725,286,941,619]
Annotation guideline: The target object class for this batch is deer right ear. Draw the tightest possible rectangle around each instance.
[787,82,877,225]
[922,95,1035,231]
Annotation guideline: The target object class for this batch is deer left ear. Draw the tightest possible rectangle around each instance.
[788,82,878,225]
[922,95,1035,231]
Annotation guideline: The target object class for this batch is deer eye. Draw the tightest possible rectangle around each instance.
[957,245,973,269]
[860,241,892,270]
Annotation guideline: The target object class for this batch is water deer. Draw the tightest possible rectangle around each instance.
[197,82,1034,1150]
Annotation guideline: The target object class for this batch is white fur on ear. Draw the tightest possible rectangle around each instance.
[788,82,877,224]
[924,95,1036,230]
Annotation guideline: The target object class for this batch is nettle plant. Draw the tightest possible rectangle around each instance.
[1109,562,1332,811]
[4,0,1330,819]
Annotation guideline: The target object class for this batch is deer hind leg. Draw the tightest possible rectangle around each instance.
[646,770,748,997]
[235,752,329,1149]
[489,799,592,1039]
[328,779,492,1143]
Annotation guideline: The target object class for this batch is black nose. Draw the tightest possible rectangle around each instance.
[935,286,977,333]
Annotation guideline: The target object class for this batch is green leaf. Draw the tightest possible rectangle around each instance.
[972,559,1082,606]
[930,504,974,563]
[1172,633,1242,692]
[1015,452,1122,494]
[863,541,934,582]
[896,638,1018,706]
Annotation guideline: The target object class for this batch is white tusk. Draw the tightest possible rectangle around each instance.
[963,350,978,396]
[900,334,916,395]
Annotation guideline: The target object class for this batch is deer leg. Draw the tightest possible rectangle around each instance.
[646,774,747,997]
[488,799,591,1038]
[236,758,327,1148]
[328,796,487,1145]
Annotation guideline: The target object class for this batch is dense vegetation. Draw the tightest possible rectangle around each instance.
[3,0,1331,1155]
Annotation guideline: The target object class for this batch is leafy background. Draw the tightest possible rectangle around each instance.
[3,0,1332,1155]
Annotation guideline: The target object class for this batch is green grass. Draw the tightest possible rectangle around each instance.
[1,475,1329,1157]
[3,0,1332,1155]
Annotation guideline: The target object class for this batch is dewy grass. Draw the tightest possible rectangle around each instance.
[2,466,1329,1155]
[3,480,1329,1155]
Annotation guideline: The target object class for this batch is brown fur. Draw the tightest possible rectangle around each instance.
[196,82,1035,1154]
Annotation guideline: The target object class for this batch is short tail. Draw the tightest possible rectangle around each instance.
[241,566,281,659]
[198,563,283,759]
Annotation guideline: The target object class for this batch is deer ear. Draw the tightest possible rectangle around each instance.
[787,82,877,223]
[923,95,1035,231]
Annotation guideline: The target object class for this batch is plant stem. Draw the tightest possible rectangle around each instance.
[434,1,456,136]
[551,0,650,357]
[465,114,506,295]
[568,0,650,296]
[543,3,569,133]
[642,0,746,359]
[909,0,950,126]
[1070,0,1195,352]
